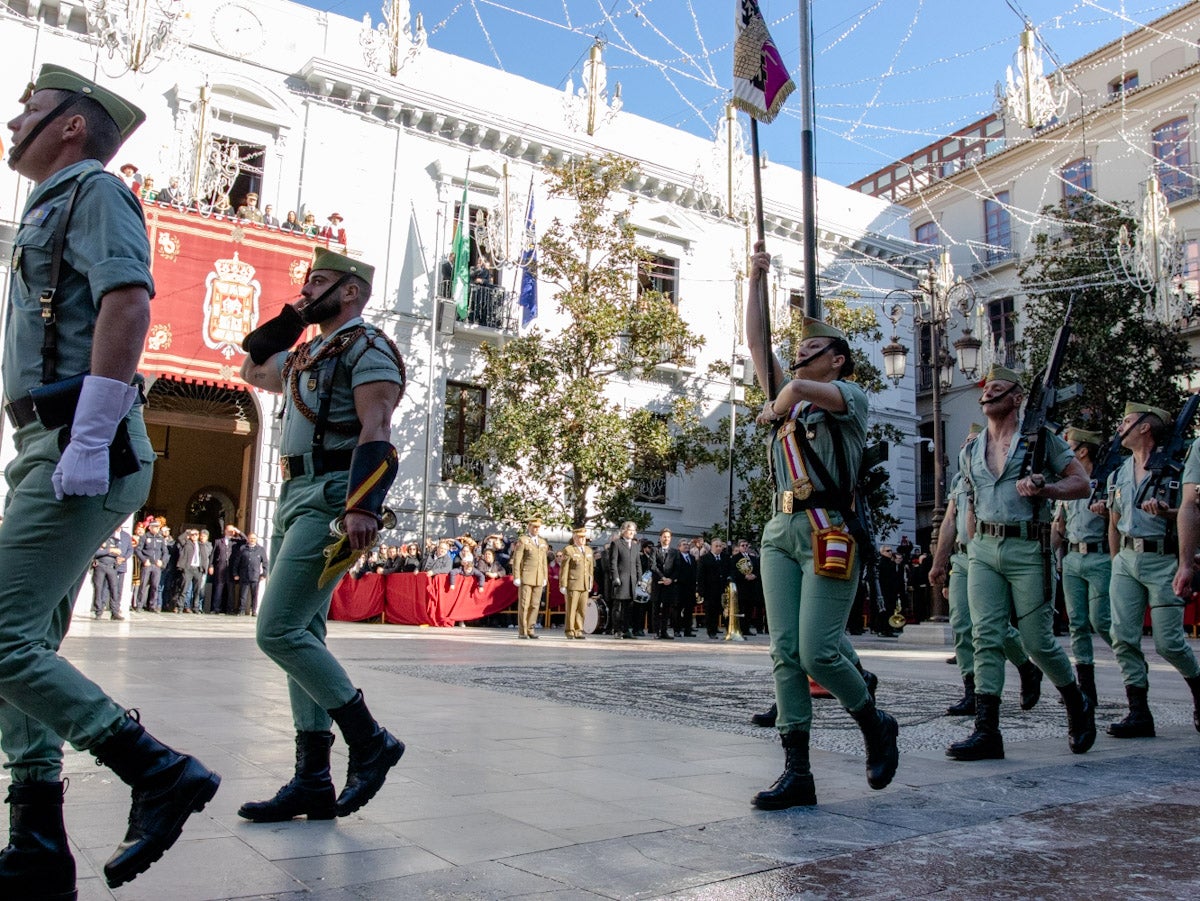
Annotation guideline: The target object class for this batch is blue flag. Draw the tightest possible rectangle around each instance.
[517,191,537,327]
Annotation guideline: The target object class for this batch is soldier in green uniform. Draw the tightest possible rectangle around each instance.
[930,425,1043,716]
[745,243,899,811]
[0,65,221,897]
[1104,403,1200,737]
[512,518,550,639]
[238,246,406,823]
[948,366,1094,761]
[1050,427,1114,708]
[1170,435,1200,731]
[560,527,592,638]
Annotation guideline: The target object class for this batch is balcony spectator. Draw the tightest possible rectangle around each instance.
[118,161,140,192]
[301,212,319,237]
[320,212,347,245]
[157,176,185,206]
[140,176,158,202]
[263,204,280,228]
[213,193,233,217]
[281,210,300,232]
[237,192,264,223]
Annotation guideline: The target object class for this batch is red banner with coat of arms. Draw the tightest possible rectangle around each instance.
[141,206,318,389]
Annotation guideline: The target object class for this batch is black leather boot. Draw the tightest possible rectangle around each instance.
[1076,663,1097,710]
[750,703,777,727]
[1058,681,1096,753]
[946,673,977,716]
[1018,660,1043,710]
[328,689,405,816]
[856,664,879,703]
[91,713,221,889]
[849,700,899,790]
[751,731,816,810]
[946,693,1004,760]
[238,732,337,822]
[0,782,76,901]
[1186,675,1200,733]
[1107,684,1155,738]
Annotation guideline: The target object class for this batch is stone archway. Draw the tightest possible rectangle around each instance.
[141,378,260,531]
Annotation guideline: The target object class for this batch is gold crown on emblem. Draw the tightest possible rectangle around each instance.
[213,252,256,285]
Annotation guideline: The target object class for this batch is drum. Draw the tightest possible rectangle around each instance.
[584,597,608,634]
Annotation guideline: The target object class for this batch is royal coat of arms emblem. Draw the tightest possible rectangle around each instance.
[203,253,261,359]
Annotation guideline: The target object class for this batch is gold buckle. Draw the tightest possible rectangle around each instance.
[1076,541,1088,555]
[280,456,292,481]
[781,490,793,514]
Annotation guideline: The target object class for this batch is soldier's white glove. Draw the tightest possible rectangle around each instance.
[513,579,521,587]
[52,375,137,500]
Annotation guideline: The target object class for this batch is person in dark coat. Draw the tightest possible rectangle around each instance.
[649,529,682,640]
[605,522,643,639]
[698,538,732,638]
[209,525,245,614]
[235,533,268,615]
[674,537,698,637]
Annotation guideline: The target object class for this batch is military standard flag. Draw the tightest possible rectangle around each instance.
[731,0,796,124]
[517,191,538,327]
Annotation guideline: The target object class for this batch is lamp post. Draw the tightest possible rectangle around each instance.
[882,250,979,619]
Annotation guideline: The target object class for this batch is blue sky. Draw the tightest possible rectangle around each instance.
[307,1,1181,184]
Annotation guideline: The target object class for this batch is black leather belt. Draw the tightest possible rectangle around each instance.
[280,449,354,482]
[3,394,38,429]
[1120,535,1174,555]
[954,542,969,556]
[1068,541,1105,555]
[977,521,1043,540]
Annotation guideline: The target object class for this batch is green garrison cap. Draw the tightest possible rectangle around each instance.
[800,317,846,342]
[27,64,145,140]
[967,422,983,436]
[1065,427,1103,445]
[1124,401,1170,423]
[311,247,374,288]
[984,364,1023,385]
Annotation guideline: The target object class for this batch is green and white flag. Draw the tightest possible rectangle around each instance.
[451,178,471,319]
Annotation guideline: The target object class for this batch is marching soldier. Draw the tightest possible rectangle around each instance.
[559,527,592,638]
[948,366,1094,761]
[930,424,1043,716]
[238,246,406,822]
[512,517,550,638]
[1,65,220,896]
[1171,433,1200,732]
[746,241,899,810]
[1105,403,1200,737]
[1051,427,1115,708]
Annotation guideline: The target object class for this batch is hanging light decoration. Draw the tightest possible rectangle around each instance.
[478,163,534,270]
[563,40,622,136]
[997,25,1066,130]
[1117,173,1187,324]
[84,0,192,75]
[360,0,426,77]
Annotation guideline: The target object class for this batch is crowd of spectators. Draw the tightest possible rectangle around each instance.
[115,161,349,245]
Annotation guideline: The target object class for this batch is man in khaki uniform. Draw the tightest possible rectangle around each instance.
[512,518,549,638]
[560,527,593,638]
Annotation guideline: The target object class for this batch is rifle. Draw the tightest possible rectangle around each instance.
[1088,430,1126,506]
[1018,295,1077,490]
[854,441,889,617]
[1146,394,1200,506]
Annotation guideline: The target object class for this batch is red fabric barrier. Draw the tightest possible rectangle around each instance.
[329,573,385,621]
[330,572,521,625]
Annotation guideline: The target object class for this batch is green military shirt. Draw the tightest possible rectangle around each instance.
[1108,456,1170,539]
[1058,495,1107,544]
[770,379,868,501]
[965,427,1073,524]
[1182,439,1200,485]
[950,472,971,543]
[5,160,153,401]
[275,317,403,456]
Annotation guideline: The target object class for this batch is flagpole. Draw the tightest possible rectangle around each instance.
[748,118,777,401]
[798,0,821,321]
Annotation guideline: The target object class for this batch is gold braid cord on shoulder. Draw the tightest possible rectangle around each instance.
[281,327,366,436]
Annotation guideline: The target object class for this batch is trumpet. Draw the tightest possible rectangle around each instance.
[724,581,745,641]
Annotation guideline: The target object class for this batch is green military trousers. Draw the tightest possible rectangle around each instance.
[0,416,153,782]
[761,511,869,733]
[967,534,1075,696]
[948,551,1031,679]
[1061,550,1113,667]
[256,470,359,732]
[1109,548,1200,688]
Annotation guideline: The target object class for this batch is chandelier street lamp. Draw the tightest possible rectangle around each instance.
[360,0,426,77]
[996,24,1067,130]
[883,250,978,619]
[84,0,191,75]
[1117,172,1187,325]
[563,40,622,137]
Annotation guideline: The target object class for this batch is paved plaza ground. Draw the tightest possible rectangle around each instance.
[40,613,1200,899]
